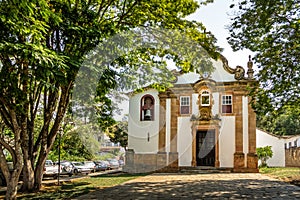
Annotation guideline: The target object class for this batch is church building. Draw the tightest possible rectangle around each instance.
[124,55,258,173]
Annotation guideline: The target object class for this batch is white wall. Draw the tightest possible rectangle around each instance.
[211,59,236,82]
[256,129,285,167]
[128,89,159,153]
[192,93,198,116]
[177,117,193,166]
[219,116,235,168]
[212,92,219,116]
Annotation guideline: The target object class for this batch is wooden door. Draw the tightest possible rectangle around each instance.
[196,130,215,166]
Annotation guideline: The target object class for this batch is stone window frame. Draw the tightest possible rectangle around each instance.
[201,90,210,106]
[180,96,190,115]
[220,94,234,115]
[140,94,154,121]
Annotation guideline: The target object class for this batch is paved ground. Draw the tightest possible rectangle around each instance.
[73,173,300,200]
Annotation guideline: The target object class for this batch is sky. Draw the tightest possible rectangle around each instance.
[188,0,254,69]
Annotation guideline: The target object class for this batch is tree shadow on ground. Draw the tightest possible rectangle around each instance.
[78,174,300,200]
[16,181,93,200]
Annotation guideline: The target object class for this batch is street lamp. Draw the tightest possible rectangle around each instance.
[57,126,63,186]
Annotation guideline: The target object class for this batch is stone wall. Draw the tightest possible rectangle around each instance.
[123,150,179,173]
[285,147,300,167]
[123,149,159,173]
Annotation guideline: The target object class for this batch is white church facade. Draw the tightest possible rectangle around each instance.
[124,55,258,173]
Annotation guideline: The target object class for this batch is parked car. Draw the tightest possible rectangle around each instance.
[72,162,91,175]
[59,161,74,177]
[83,161,96,173]
[107,159,120,169]
[118,160,124,166]
[94,161,108,171]
[43,160,59,179]
[102,160,111,170]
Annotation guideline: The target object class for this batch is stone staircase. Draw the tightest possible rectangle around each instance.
[179,166,232,174]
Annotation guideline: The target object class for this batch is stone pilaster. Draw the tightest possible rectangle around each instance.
[169,96,179,170]
[233,93,245,169]
[247,97,258,171]
[234,152,245,169]
[168,152,179,172]
[170,97,178,153]
[158,96,166,152]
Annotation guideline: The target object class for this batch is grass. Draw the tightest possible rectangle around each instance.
[259,167,300,185]
[1,173,146,200]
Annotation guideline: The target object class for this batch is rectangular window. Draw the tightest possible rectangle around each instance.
[294,140,297,147]
[221,95,232,113]
[180,96,190,115]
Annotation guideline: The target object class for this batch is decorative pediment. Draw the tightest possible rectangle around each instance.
[193,79,216,93]
[220,54,254,80]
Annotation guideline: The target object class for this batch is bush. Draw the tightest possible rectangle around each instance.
[257,146,273,167]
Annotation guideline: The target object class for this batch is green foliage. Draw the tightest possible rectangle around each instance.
[106,121,128,149]
[94,153,116,161]
[48,125,97,162]
[0,0,221,196]
[256,146,273,167]
[4,151,12,162]
[257,105,300,136]
[228,0,300,113]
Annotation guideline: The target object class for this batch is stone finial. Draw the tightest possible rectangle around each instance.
[247,55,254,79]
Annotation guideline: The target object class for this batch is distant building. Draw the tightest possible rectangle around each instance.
[98,134,121,152]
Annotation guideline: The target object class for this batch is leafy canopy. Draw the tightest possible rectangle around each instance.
[228,0,300,114]
[257,105,300,136]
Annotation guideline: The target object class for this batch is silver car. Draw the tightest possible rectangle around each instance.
[72,162,91,175]
[107,159,120,169]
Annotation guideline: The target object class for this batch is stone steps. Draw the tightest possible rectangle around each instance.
[179,167,232,174]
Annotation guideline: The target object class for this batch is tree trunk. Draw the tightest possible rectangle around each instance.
[21,160,35,192]
[34,162,45,190]
[5,163,22,200]
[6,179,18,200]
[1,164,22,200]
[34,154,47,191]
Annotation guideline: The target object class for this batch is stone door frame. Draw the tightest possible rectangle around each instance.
[191,122,220,167]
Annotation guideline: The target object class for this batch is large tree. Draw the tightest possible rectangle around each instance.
[0,0,220,199]
[227,0,300,114]
[257,105,300,136]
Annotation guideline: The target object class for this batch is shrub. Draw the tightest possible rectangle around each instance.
[257,146,273,167]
